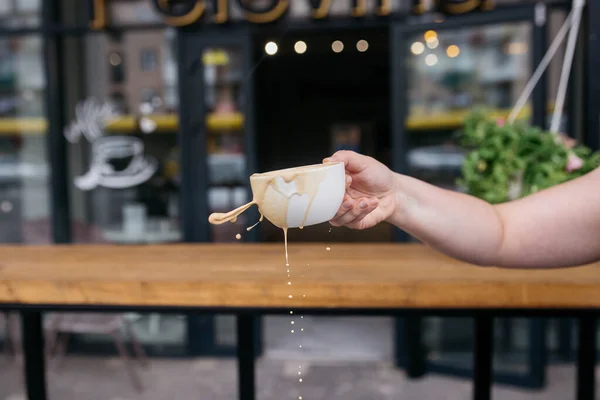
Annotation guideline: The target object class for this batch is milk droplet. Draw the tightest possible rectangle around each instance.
[302,294,306,298]
[300,316,304,319]
[291,330,295,333]
[291,321,295,325]
[287,281,291,285]
[235,233,241,240]
[298,371,302,375]
[326,247,331,251]
[289,295,293,299]
[299,378,303,383]
[290,311,294,314]
[299,345,302,348]
[301,328,304,331]
[299,397,303,400]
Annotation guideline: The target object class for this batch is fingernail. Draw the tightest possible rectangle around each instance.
[346,175,352,184]
[343,201,352,209]
[359,201,367,209]
[369,199,378,206]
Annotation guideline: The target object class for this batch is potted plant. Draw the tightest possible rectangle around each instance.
[456,109,600,204]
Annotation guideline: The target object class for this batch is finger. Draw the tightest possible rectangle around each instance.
[331,197,378,227]
[323,150,371,174]
[345,174,352,188]
[346,214,371,230]
[329,197,355,226]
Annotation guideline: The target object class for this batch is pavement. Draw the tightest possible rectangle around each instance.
[0,355,597,400]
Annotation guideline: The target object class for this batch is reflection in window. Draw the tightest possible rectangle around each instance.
[407,23,531,117]
[0,0,40,28]
[140,48,158,71]
[0,36,49,249]
[109,52,125,83]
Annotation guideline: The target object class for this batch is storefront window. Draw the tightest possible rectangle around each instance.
[60,28,186,351]
[68,28,179,244]
[0,35,49,243]
[406,22,531,191]
[0,34,48,365]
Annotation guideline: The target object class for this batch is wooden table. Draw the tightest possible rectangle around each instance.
[0,243,598,400]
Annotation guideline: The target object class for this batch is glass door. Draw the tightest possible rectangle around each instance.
[179,27,261,356]
[58,27,189,357]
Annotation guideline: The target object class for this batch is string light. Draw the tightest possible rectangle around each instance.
[411,42,425,55]
[446,45,460,58]
[425,54,438,66]
[356,40,369,52]
[332,40,344,53]
[426,37,439,49]
[424,30,437,41]
[294,41,307,54]
[265,41,278,55]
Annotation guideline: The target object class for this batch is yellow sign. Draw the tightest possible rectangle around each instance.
[91,0,495,29]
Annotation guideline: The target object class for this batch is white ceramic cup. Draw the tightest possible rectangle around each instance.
[249,162,345,228]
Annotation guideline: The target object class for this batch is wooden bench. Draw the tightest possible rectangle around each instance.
[0,243,598,400]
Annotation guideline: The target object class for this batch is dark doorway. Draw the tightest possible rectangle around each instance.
[253,27,392,243]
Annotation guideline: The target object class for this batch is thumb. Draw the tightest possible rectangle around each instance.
[323,150,370,174]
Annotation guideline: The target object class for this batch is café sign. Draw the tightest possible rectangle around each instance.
[91,0,495,28]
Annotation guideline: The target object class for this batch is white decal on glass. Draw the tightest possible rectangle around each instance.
[64,99,158,190]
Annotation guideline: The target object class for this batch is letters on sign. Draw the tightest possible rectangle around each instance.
[90,0,494,29]
[64,99,158,191]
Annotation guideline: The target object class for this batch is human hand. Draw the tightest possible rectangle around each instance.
[323,150,398,230]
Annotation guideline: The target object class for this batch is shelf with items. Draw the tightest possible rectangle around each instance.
[0,112,244,136]
[0,101,557,137]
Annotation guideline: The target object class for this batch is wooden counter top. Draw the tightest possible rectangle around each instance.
[0,243,598,309]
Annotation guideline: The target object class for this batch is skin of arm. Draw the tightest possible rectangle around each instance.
[390,167,600,268]
[325,150,600,268]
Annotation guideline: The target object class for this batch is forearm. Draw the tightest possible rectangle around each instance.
[387,169,600,268]
[387,174,506,266]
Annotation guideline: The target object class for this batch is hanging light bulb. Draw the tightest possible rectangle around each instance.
[265,41,278,55]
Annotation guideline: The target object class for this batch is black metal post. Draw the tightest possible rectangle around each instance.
[43,0,71,244]
[473,315,493,400]
[405,316,426,378]
[176,27,211,244]
[528,318,547,388]
[21,312,47,400]
[237,314,256,400]
[557,318,574,361]
[576,315,597,400]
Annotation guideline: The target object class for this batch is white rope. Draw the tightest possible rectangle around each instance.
[507,6,575,124]
[549,0,585,133]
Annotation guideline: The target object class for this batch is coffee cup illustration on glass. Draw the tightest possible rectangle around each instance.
[74,136,158,191]
[64,98,158,191]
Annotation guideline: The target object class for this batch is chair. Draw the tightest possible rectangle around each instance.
[44,313,148,391]
[1,312,147,392]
